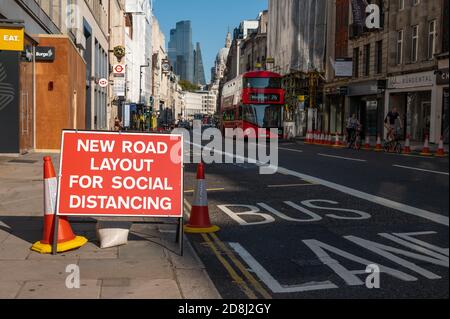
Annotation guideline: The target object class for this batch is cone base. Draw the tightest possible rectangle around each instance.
[31,236,88,254]
[420,153,432,156]
[184,225,220,234]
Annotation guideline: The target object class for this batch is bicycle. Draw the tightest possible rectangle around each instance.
[348,129,362,150]
[383,133,402,154]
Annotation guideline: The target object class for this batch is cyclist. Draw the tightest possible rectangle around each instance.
[384,107,403,141]
[346,114,360,148]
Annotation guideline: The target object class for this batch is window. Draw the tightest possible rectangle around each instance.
[413,0,420,6]
[412,25,419,62]
[428,20,437,60]
[399,0,404,10]
[364,44,371,76]
[243,77,281,89]
[353,47,360,78]
[375,40,383,74]
[397,30,404,65]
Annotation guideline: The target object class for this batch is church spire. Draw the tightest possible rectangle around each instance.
[225,30,231,49]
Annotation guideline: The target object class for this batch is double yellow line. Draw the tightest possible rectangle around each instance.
[184,198,271,299]
[201,232,272,299]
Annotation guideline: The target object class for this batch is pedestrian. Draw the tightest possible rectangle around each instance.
[114,117,121,132]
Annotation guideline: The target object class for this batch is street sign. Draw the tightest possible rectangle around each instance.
[113,77,125,97]
[57,131,183,217]
[98,78,109,88]
[113,64,126,76]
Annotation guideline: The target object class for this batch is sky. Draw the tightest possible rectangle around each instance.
[153,0,268,84]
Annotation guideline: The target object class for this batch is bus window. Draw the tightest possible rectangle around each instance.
[244,77,281,89]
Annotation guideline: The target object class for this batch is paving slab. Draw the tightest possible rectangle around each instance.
[17,280,101,299]
[174,268,222,299]
[100,279,182,299]
[0,259,78,281]
[78,259,173,280]
[0,234,33,260]
[118,240,166,260]
[0,281,23,298]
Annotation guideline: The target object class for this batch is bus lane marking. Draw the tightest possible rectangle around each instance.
[228,231,448,294]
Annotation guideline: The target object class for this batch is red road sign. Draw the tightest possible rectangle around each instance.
[98,78,108,87]
[57,131,183,217]
[113,64,126,75]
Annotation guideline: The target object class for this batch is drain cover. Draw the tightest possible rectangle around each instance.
[8,159,38,164]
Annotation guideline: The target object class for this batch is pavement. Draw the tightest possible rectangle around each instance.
[0,152,221,299]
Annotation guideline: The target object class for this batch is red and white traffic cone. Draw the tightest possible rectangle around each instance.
[327,134,332,146]
[364,136,371,150]
[420,135,432,156]
[374,135,383,152]
[403,134,411,154]
[31,157,87,254]
[332,133,343,148]
[305,131,312,144]
[184,163,220,234]
[435,136,446,157]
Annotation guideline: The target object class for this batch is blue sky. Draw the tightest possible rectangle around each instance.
[153,0,268,83]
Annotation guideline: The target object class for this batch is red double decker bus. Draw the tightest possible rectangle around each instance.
[220,71,285,139]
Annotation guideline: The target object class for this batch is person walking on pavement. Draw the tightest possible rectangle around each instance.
[384,107,403,141]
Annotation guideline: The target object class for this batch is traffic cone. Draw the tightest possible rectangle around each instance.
[326,133,332,146]
[184,163,220,234]
[403,134,411,154]
[333,133,342,148]
[31,157,87,254]
[374,135,383,152]
[435,136,446,157]
[420,135,432,156]
[364,136,371,150]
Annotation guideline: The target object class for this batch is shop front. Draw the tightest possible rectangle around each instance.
[324,85,347,135]
[385,71,436,143]
[436,65,449,144]
[347,80,385,139]
[0,21,36,155]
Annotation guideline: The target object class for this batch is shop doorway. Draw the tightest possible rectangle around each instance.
[442,89,449,144]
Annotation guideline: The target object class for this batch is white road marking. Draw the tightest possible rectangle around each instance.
[228,242,338,293]
[318,153,367,162]
[279,147,304,153]
[393,165,449,176]
[188,142,449,227]
[267,183,318,188]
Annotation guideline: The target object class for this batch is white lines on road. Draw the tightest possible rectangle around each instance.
[278,147,304,153]
[393,165,449,176]
[229,242,338,293]
[189,141,449,227]
[267,183,319,188]
[318,153,367,162]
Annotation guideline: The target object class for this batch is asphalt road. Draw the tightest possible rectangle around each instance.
[183,137,449,299]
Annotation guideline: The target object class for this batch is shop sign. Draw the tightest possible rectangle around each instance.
[437,68,449,85]
[35,47,55,61]
[388,71,434,89]
[114,77,125,97]
[0,27,24,51]
[113,64,126,76]
[335,58,353,77]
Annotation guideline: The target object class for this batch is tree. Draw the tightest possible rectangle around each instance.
[179,80,200,92]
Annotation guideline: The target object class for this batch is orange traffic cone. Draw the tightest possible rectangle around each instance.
[184,163,220,234]
[364,136,371,150]
[403,134,411,154]
[435,136,446,157]
[333,133,342,148]
[420,135,432,156]
[31,157,87,254]
[374,135,383,152]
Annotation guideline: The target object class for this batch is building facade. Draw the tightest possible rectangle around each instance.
[168,20,194,83]
[382,0,446,144]
[0,0,109,154]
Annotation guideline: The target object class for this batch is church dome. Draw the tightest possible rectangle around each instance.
[216,47,230,64]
